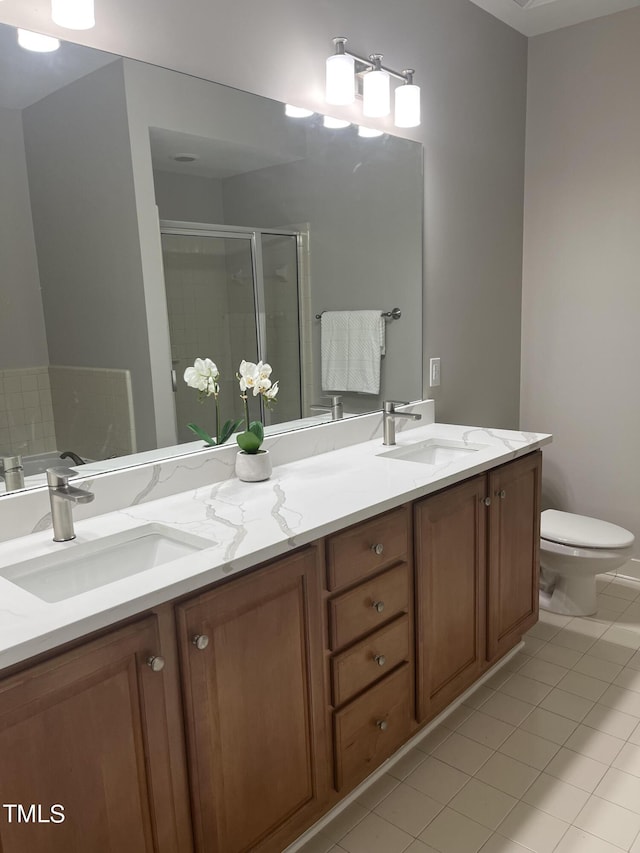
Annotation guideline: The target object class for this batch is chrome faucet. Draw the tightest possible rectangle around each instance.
[1,455,25,492]
[310,395,344,420]
[382,401,422,446]
[47,468,95,542]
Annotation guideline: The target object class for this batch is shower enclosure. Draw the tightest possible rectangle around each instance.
[160,222,304,444]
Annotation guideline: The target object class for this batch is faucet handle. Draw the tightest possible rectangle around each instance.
[47,467,76,488]
[383,400,408,413]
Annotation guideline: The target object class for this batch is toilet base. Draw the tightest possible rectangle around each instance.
[539,569,597,617]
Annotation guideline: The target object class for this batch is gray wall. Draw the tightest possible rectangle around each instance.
[154,172,224,224]
[223,136,422,411]
[0,0,529,431]
[0,107,48,368]
[22,61,157,451]
[521,7,640,548]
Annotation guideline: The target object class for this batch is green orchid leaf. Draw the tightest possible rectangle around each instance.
[248,420,264,443]
[187,423,217,446]
[218,418,244,445]
[237,430,262,453]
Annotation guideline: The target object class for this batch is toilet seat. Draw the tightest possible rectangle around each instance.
[541,509,634,550]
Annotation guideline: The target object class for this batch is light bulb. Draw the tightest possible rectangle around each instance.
[285,104,314,118]
[362,56,390,118]
[358,126,384,138]
[17,29,60,52]
[326,38,355,106]
[395,74,421,128]
[51,0,95,30]
[323,116,350,129]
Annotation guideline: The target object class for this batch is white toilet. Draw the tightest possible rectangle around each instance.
[539,509,635,616]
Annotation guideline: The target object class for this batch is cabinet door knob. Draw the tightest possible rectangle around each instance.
[374,654,387,667]
[371,543,384,556]
[192,634,209,650]
[496,489,506,499]
[372,600,385,614]
[376,720,388,731]
[146,655,165,672]
[482,496,492,507]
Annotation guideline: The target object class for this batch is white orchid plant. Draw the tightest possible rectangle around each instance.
[183,357,280,452]
[236,360,279,454]
[183,358,241,446]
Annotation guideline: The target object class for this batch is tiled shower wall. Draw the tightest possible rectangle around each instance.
[49,365,136,461]
[0,367,56,457]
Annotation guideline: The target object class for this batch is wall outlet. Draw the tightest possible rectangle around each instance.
[429,357,441,387]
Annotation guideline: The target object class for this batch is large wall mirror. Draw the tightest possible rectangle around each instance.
[0,22,423,494]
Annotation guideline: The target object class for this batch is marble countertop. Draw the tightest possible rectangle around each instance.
[0,420,551,670]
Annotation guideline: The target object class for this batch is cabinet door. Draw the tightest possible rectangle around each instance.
[176,547,328,853]
[0,617,191,853]
[487,451,542,661]
[415,476,487,723]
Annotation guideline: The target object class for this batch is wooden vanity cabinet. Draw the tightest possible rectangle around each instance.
[415,476,487,722]
[175,546,329,853]
[486,451,542,661]
[0,616,191,853]
[415,451,542,723]
[325,505,414,794]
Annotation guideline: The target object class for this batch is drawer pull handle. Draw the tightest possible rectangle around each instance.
[372,600,385,614]
[374,654,387,667]
[371,543,384,556]
[192,634,210,650]
[376,720,388,731]
[146,655,165,673]
[482,496,492,507]
[496,489,506,500]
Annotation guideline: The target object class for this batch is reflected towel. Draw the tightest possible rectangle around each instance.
[321,310,385,395]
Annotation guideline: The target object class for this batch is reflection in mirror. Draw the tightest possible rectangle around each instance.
[0,21,423,494]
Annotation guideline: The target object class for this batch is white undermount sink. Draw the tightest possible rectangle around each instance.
[378,438,487,465]
[1,523,213,603]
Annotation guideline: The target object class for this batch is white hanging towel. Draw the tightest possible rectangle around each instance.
[321,310,386,394]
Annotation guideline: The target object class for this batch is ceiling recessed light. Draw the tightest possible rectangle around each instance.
[172,153,198,163]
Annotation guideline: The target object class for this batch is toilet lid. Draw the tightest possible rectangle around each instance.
[541,509,635,549]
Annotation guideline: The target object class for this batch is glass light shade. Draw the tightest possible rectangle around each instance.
[395,83,421,128]
[326,53,355,105]
[285,104,314,118]
[17,29,60,52]
[358,126,384,138]
[323,116,350,129]
[362,69,390,118]
[51,0,95,30]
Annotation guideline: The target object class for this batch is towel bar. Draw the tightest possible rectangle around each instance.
[315,307,401,320]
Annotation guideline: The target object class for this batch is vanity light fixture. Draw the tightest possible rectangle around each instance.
[394,71,421,128]
[326,37,421,128]
[358,126,384,138]
[51,0,95,30]
[17,28,60,51]
[362,55,390,118]
[323,115,351,129]
[285,104,314,118]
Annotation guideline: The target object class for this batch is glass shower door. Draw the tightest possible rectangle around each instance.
[161,232,258,444]
[260,232,302,427]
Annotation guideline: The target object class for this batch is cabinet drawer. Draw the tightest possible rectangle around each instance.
[326,507,409,591]
[331,615,410,707]
[329,563,410,651]
[334,664,412,792]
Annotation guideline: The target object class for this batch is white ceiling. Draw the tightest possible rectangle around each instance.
[467,0,640,35]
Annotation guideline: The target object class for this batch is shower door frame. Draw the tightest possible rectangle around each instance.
[159,219,305,431]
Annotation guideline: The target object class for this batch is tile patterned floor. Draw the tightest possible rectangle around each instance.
[300,570,640,853]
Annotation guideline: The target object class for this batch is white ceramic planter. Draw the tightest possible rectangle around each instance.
[235,450,272,482]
